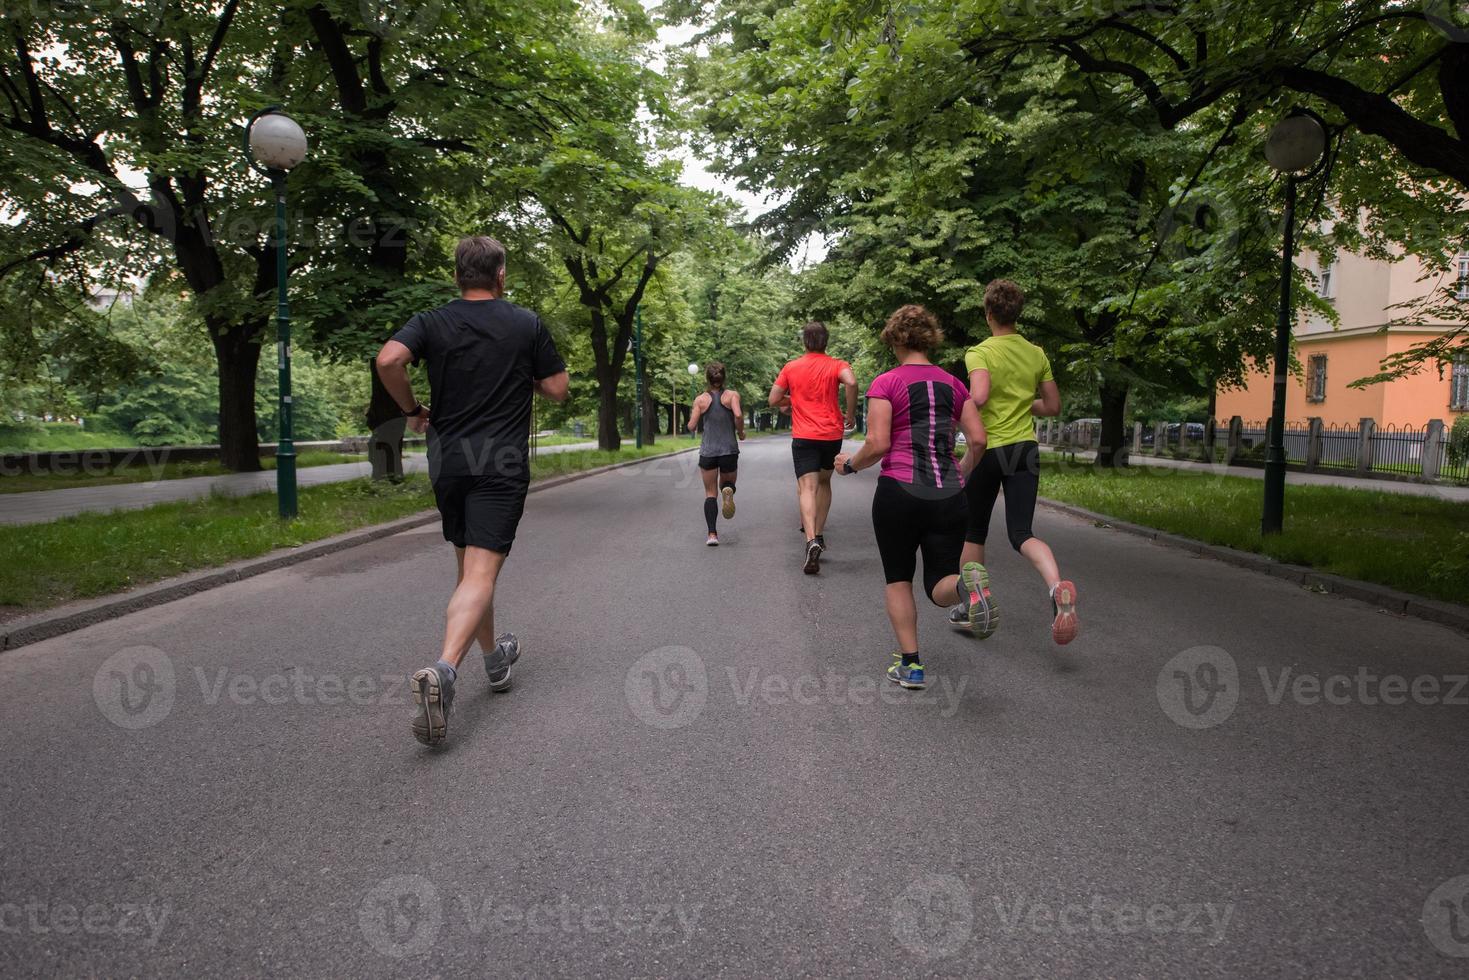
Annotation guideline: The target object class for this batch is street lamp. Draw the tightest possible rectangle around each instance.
[244,107,309,519]
[687,362,699,438]
[1261,108,1328,535]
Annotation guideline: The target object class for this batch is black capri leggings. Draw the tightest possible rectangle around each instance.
[964,440,1040,551]
[872,477,969,598]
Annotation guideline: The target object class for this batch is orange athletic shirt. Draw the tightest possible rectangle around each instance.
[775,352,851,441]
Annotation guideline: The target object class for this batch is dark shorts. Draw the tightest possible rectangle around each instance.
[872,477,968,596]
[964,440,1040,550]
[431,474,529,554]
[792,438,842,477]
[698,453,739,473]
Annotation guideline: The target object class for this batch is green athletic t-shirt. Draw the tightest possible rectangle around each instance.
[964,334,1054,449]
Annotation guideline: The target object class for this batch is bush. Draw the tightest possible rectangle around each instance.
[1447,416,1469,469]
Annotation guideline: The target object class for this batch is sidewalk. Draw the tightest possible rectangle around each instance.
[1049,447,1469,503]
[0,442,599,526]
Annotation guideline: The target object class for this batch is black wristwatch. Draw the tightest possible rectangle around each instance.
[842,460,857,475]
[402,402,425,418]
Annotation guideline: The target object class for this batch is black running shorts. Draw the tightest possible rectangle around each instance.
[791,438,842,477]
[698,453,740,473]
[871,476,968,596]
[431,474,529,554]
[964,440,1040,551]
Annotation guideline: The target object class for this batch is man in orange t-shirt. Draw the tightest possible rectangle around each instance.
[769,320,857,574]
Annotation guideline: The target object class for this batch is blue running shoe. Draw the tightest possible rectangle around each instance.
[887,656,926,690]
[484,633,521,693]
[410,664,455,745]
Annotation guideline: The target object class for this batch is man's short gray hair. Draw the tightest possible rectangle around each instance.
[455,236,506,291]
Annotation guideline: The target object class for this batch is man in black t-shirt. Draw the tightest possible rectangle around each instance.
[376,235,569,747]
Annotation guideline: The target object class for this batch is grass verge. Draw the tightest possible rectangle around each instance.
[0,423,137,453]
[0,442,693,616]
[1037,459,1469,605]
[0,451,367,494]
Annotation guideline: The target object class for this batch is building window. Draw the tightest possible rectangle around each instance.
[1452,353,1469,411]
[1319,259,1336,300]
[1306,354,1328,403]
[1457,255,1468,301]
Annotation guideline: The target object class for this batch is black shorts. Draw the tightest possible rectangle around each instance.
[431,474,529,554]
[872,477,968,597]
[964,440,1040,551]
[698,453,739,473]
[792,438,842,477]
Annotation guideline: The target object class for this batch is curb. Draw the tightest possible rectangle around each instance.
[0,446,698,652]
[1037,497,1469,636]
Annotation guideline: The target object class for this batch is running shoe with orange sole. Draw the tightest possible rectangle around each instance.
[1051,580,1079,645]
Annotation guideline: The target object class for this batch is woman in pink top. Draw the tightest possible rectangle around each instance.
[835,306,993,691]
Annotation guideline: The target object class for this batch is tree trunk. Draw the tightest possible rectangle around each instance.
[596,371,621,451]
[1097,380,1130,469]
[213,324,264,472]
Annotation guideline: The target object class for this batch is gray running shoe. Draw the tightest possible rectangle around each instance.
[484,633,521,693]
[802,539,821,575]
[948,562,998,638]
[410,665,454,746]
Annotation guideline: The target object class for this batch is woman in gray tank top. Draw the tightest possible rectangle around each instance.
[687,362,746,546]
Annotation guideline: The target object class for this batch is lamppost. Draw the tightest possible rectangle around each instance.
[244,107,309,518]
[1261,108,1328,535]
[633,306,644,449]
[687,362,699,439]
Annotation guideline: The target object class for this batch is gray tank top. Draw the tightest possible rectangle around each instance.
[700,388,739,457]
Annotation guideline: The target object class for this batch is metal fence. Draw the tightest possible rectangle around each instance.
[1040,415,1468,485]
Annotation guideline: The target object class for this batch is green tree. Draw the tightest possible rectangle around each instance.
[674,0,1288,464]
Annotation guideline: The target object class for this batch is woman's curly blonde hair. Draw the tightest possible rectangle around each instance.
[880,304,943,351]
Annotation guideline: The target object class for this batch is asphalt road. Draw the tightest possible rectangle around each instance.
[2,437,1466,978]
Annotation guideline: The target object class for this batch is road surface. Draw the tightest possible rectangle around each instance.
[1,438,1465,977]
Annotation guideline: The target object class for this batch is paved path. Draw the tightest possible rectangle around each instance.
[0,442,598,526]
[1,439,1466,976]
[1050,446,1469,502]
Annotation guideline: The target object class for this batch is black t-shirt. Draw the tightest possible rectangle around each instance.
[391,298,566,481]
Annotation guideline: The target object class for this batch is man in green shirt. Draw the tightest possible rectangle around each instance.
[954,279,1079,646]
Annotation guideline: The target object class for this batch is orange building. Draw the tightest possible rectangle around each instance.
[1214,249,1469,426]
